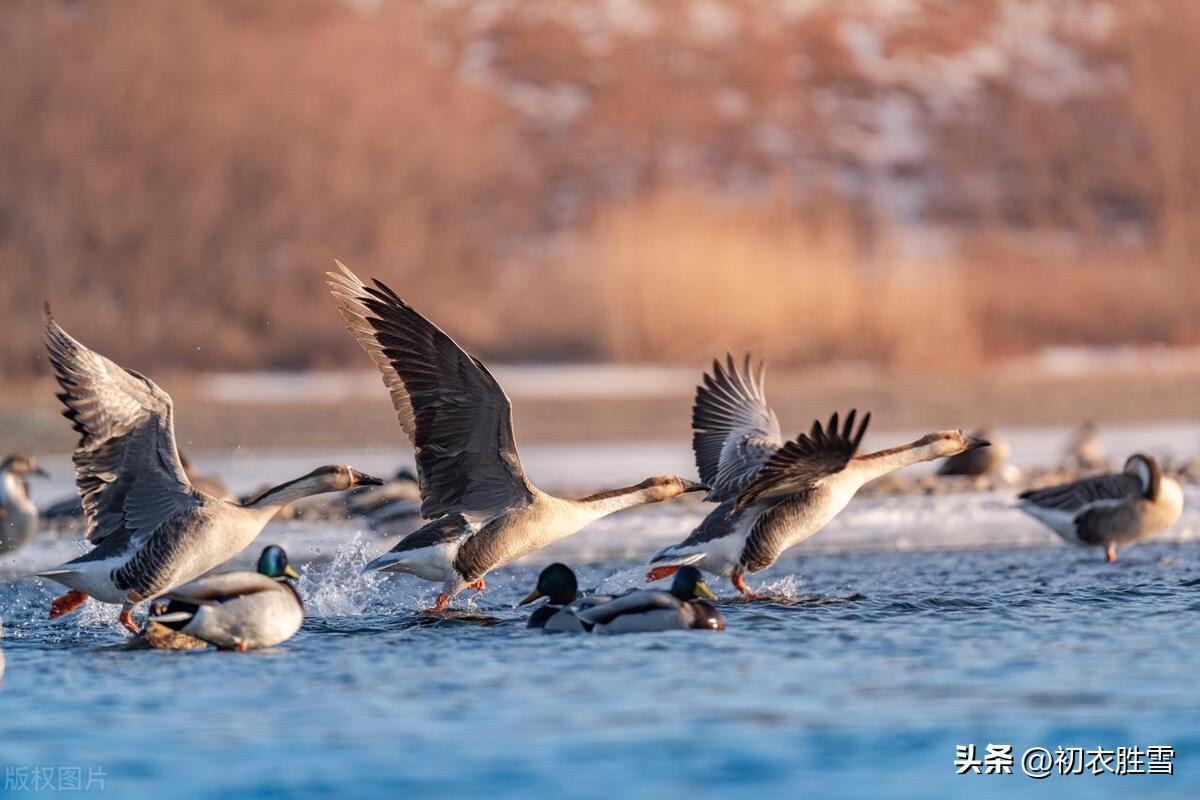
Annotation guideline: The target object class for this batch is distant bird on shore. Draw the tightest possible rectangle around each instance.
[937,426,1011,477]
[327,262,705,612]
[647,354,990,596]
[574,566,725,634]
[1064,421,1108,472]
[36,306,381,633]
[149,545,304,651]
[0,455,48,553]
[1018,453,1182,562]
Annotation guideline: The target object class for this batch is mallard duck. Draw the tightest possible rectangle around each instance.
[1018,453,1183,562]
[327,263,705,611]
[517,562,617,632]
[148,545,304,651]
[647,354,989,595]
[36,307,382,633]
[1,455,48,553]
[572,566,725,634]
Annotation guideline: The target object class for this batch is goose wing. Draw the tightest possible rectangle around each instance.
[734,409,870,511]
[1018,473,1141,514]
[692,354,783,502]
[44,307,198,546]
[327,263,533,521]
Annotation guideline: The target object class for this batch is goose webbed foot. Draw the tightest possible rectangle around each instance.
[730,573,761,598]
[646,565,681,582]
[431,593,450,613]
[119,607,141,635]
[1105,545,1117,563]
[469,578,486,594]
[48,590,89,619]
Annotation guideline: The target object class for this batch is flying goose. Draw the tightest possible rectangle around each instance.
[573,566,725,634]
[327,263,705,611]
[518,562,616,632]
[1,455,48,553]
[1017,453,1182,562]
[647,354,989,595]
[148,545,304,651]
[36,307,381,633]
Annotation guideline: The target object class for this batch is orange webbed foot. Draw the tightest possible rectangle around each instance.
[646,565,681,582]
[49,590,89,619]
[731,573,760,598]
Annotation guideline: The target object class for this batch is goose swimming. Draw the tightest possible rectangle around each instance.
[148,545,304,651]
[327,262,705,611]
[1,455,48,553]
[574,566,725,634]
[36,307,381,633]
[1017,453,1182,562]
[647,354,989,595]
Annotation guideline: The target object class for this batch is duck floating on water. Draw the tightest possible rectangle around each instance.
[573,566,725,634]
[149,545,304,651]
[0,455,48,553]
[35,306,381,633]
[648,354,989,596]
[518,563,617,632]
[327,263,705,612]
[1017,453,1182,562]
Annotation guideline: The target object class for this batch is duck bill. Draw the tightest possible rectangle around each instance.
[964,436,991,452]
[518,588,543,607]
[282,565,301,580]
[695,580,717,601]
[680,479,708,493]
[349,469,385,487]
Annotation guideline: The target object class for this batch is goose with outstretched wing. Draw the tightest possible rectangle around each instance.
[36,307,381,633]
[648,354,989,596]
[1018,453,1182,562]
[327,263,704,612]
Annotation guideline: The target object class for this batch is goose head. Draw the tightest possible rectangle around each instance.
[1123,453,1162,500]
[0,455,49,479]
[635,476,708,503]
[914,430,991,459]
[257,545,300,581]
[670,566,717,602]
[519,562,578,606]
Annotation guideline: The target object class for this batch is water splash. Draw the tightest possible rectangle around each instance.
[298,533,384,618]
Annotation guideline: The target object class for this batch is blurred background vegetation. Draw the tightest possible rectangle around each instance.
[3,0,1199,377]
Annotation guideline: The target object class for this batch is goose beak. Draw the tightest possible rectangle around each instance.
[349,469,385,487]
[694,580,717,601]
[282,565,301,580]
[680,479,708,493]
[518,588,543,607]
[964,435,991,452]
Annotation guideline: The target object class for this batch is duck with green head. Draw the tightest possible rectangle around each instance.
[149,545,304,651]
[518,563,618,632]
[572,566,726,634]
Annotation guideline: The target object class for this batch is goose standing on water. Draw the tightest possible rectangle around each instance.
[1017,453,1182,562]
[149,545,304,651]
[1,455,48,553]
[327,263,705,611]
[574,566,725,634]
[36,307,381,633]
[648,355,990,596]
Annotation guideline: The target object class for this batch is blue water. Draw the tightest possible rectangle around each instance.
[2,540,1197,799]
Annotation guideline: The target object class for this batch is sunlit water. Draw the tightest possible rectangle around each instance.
[2,530,1198,798]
